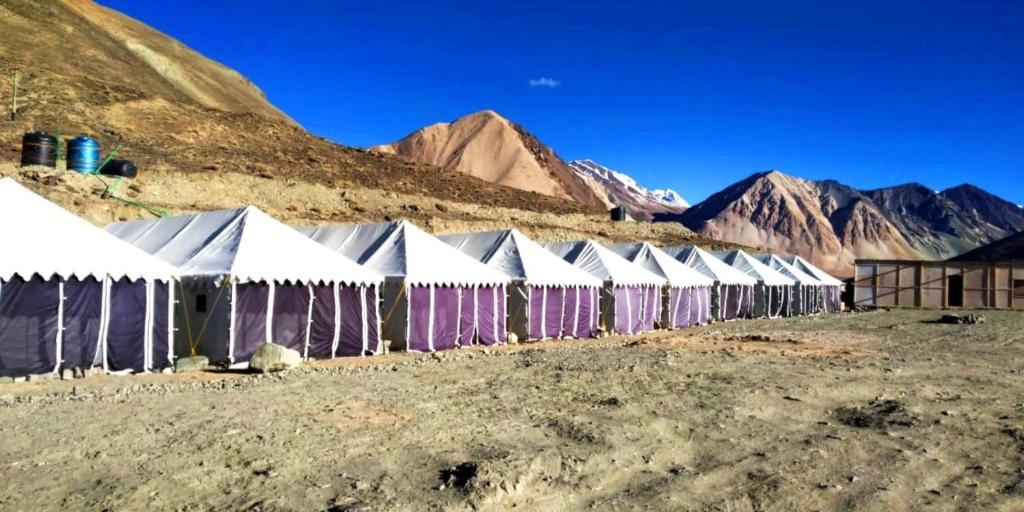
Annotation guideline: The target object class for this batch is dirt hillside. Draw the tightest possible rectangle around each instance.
[1,162,722,252]
[0,1,617,218]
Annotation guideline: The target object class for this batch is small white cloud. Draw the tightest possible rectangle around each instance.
[528,77,561,88]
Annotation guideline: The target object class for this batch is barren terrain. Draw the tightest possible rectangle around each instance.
[2,309,1022,511]
[0,163,720,249]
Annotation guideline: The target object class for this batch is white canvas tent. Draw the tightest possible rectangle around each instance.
[758,254,824,315]
[713,249,795,318]
[609,242,714,328]
[544,240,667,335]
[661,246,757,321]
[107,206,384,365]
[439,229,603,341]
[300,220,510,352]
[787,255,844,313]
[0,178,178,378]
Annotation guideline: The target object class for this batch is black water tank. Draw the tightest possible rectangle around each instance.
[99,159,137,178]
[20,132,58,168]
[610,206,627,222]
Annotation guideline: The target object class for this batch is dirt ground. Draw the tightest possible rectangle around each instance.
[1,309,1023,511]
[0,163,729,249]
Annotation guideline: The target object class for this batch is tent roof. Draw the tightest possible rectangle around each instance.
[661,245,758,286]
[543,240,667,286]
[713,249,795,286]
[0,178,177,282]
[106,206,381,286]
[758,254,822,285]
[609,242,714,287]
[438,229,602,287]
[787,255,844,286]
[299,220,509,286]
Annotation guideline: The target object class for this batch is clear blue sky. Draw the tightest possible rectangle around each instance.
[101,0,1023,205]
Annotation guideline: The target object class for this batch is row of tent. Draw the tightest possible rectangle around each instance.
[0,178,843,378]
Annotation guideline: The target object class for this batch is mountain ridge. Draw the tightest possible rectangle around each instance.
[567,159,689,221]
[370,110,608,211]
[676,169,1024,276]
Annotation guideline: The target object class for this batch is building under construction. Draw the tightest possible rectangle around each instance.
[852,231,1024,310]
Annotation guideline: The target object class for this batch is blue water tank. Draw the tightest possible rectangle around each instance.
[67,136,101,173]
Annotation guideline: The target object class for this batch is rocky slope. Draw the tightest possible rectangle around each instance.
[948,230,1024,262]
[0,1,596,216]
[568,159,688,221]
[678,170,1023,276]
[370,110,608,211]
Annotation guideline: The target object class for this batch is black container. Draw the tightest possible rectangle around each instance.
[20,132,58,168]
[610,206,627,222]
[99,159,138,178]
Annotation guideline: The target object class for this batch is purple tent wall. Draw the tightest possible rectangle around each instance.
[308,285,336,359]
[701,286,712,324]
[233,282,270,363]
[528,286,545,340]
[693,287,706,325]
[614,286,643,334]
[106,279,147,373]
[560,287,578,338]
[407,285,432,352]
[150,281,171,370]
[641,285,659,331]
[61,277,102,371]
[431,286,460,351]
[689,287,704,326]
[0,276,59,377]
[669,287,690,328]
[458,287,477,347]
[476,285,505,346]
[271,284,310,353]
[742,285,753,318]
[336,285,366,357]
[630,286,646,334]
[829,286,842,312]
[721,284,742,321]
[575,287,597,338]
[363,286,381,354]
[544,286,565,339]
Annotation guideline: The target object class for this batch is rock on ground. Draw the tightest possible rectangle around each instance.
[174,356,210,373]
[249,343,302,373]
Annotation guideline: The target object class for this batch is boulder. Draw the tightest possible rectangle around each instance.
[249,343,302,373]
[175,356,210,373]
[938,314,985,325]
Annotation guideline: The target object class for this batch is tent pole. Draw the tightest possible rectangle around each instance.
[228,280,237,364]
[303,284,314,360]
[54,280,65,374]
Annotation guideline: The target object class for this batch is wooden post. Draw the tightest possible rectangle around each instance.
[915,263,923,307]
[895,263,901,307]
[961,263,967,309]
[1010,260,1016,310]
[942,263,948,309]
[990,264,997,308]
[872,263,879,307]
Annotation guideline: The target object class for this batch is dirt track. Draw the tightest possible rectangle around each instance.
[2,309,1023,511]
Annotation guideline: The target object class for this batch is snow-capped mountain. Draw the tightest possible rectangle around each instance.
[568,159,689,220]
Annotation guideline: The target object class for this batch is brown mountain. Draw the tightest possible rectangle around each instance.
[0,0,595,216]
[949,230,1024,262]
[677,170,1023,276]
[678,171,918,275]
[370,110,609,211]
